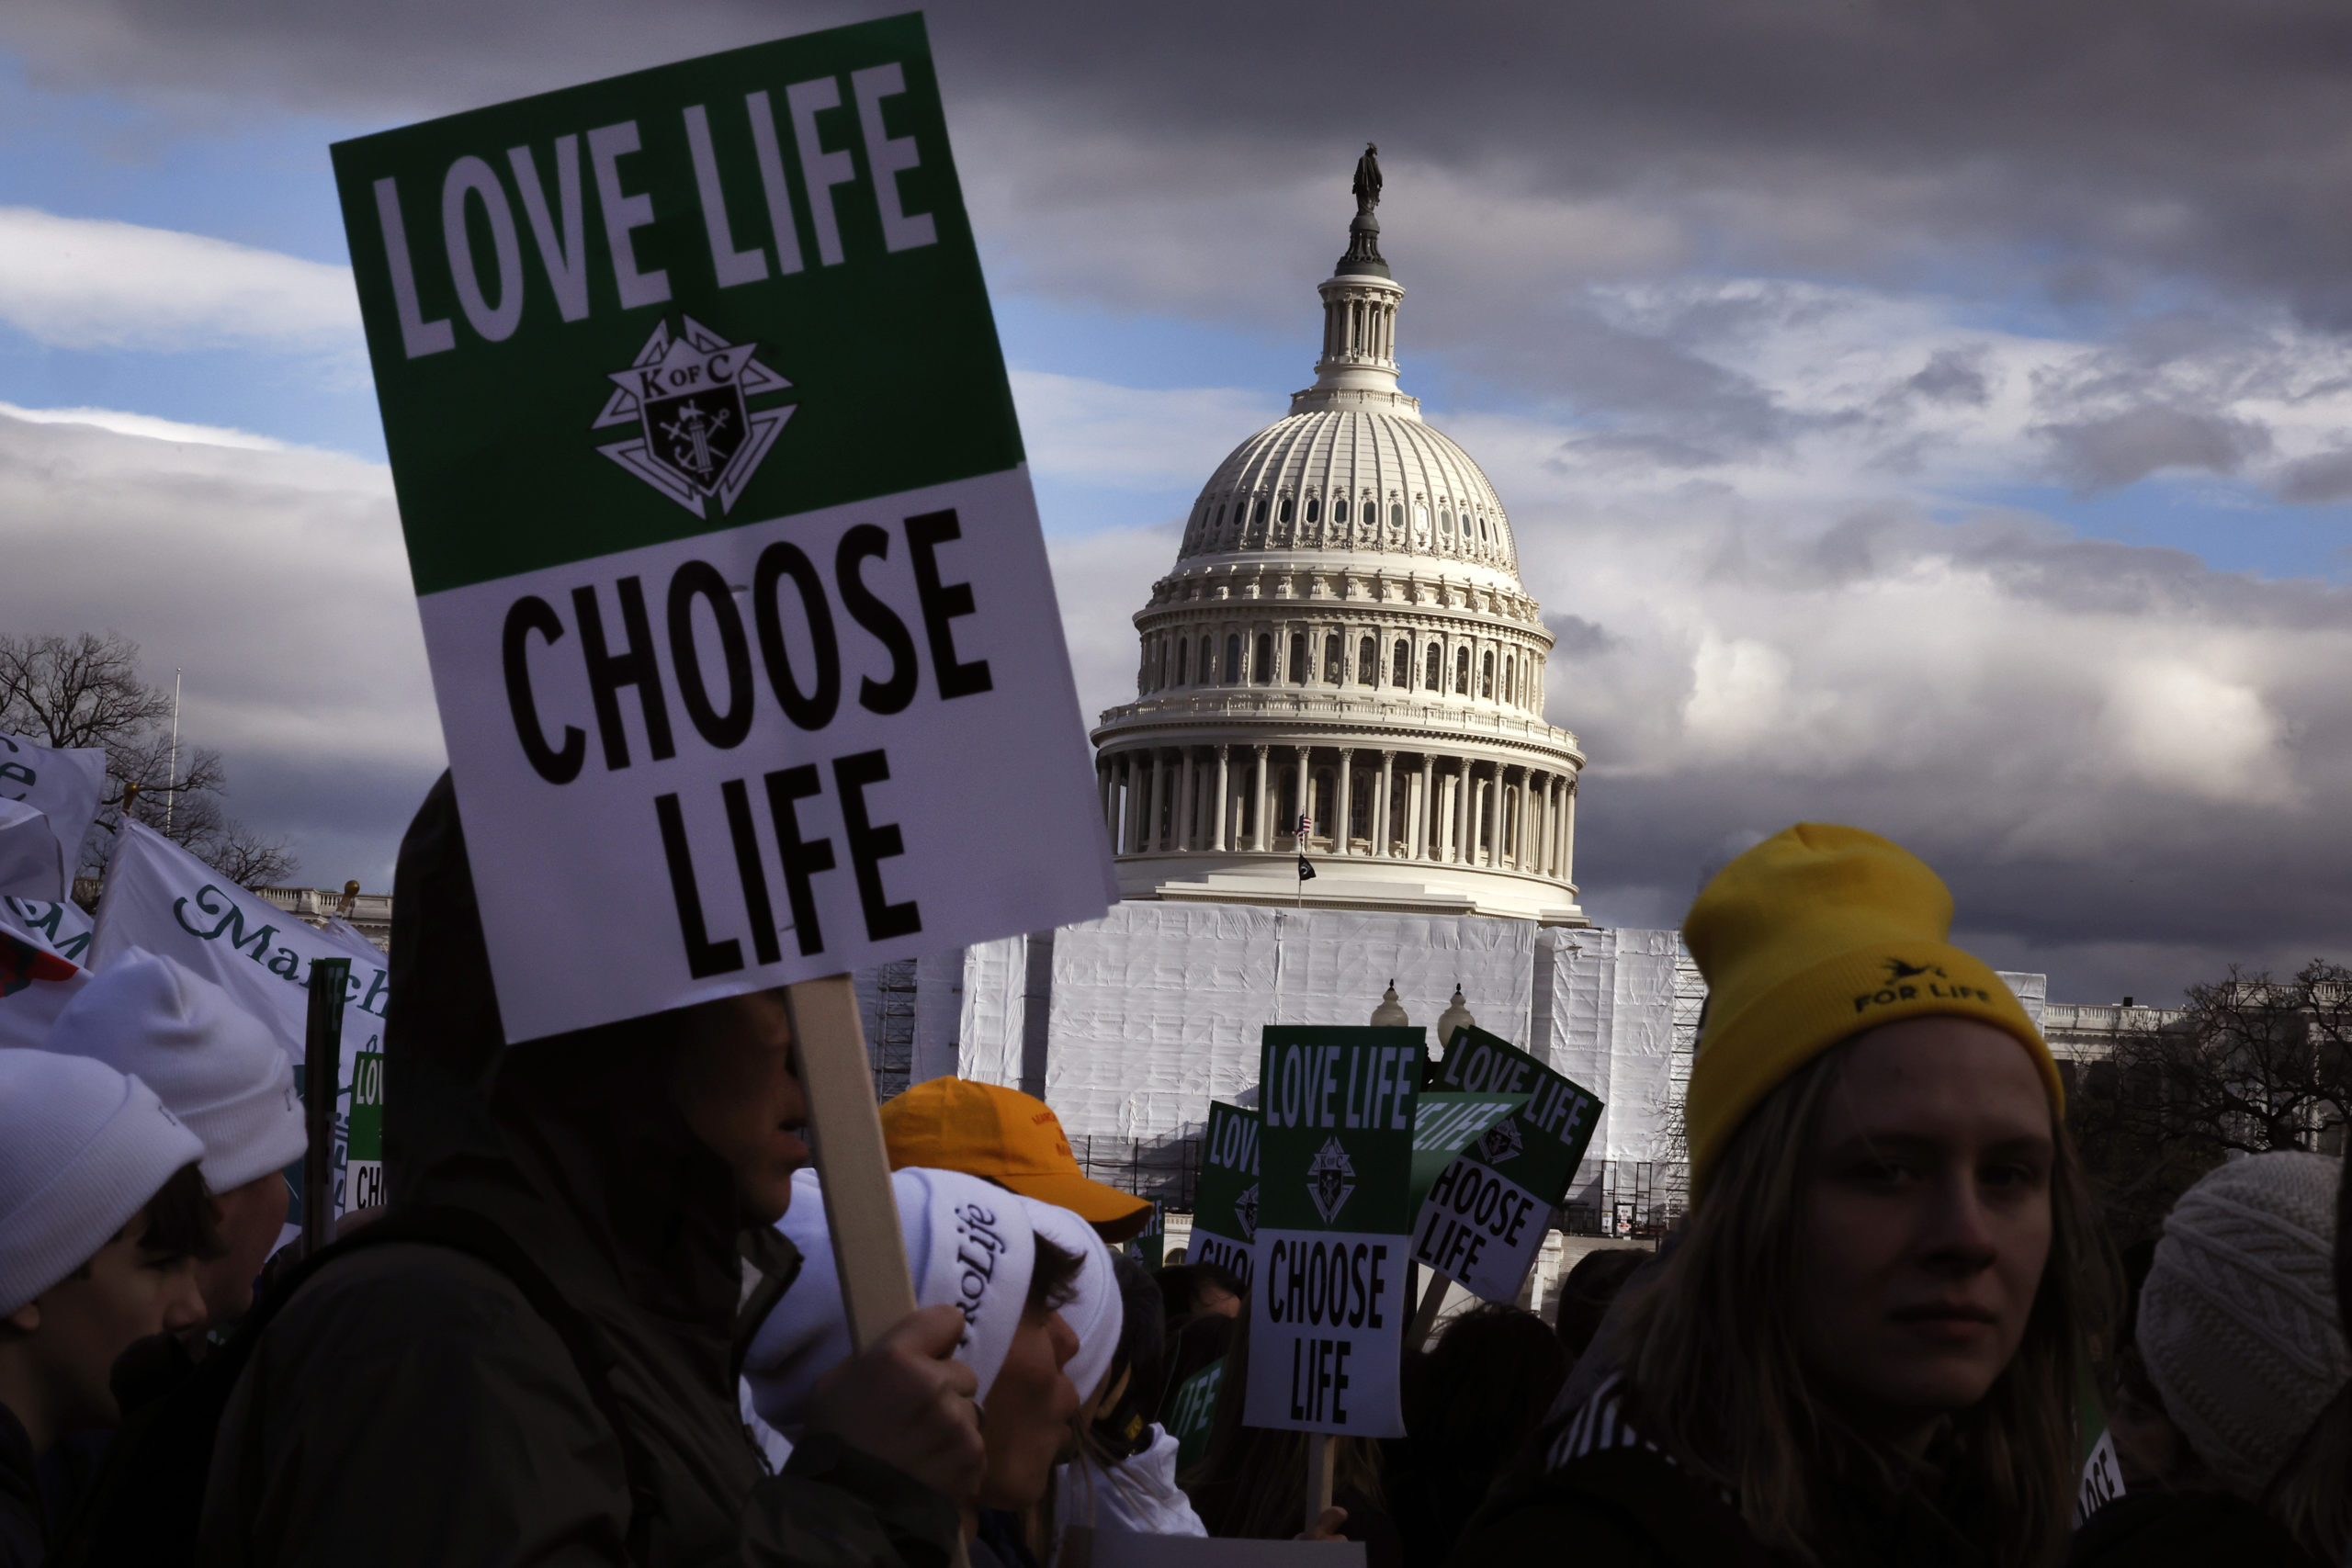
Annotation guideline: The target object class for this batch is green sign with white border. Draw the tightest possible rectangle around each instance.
[1414,1025,1602,1303]
[1244,1025,1420,1438]
[1190,1100,1259,1289]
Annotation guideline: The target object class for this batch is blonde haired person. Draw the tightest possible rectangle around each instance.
[1454,824,2113,1568]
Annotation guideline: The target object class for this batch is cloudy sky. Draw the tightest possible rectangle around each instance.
[5,0,2351,1005]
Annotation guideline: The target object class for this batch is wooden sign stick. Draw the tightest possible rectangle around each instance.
[1306,1432,1336,1537]
[1406,1270,1450,1351]
[787,973,970,1568]
[785,974,917,1348]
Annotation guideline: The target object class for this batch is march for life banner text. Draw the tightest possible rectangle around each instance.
[331,14,1113,1042]
[1412,1026,1601,1303]
[4,896,93,964]
[1245,1026,1422,1438]
[1191,1100,1260,1289]
[0,902,88,1051]
[0,732,105,900]
[92,822,386,1217]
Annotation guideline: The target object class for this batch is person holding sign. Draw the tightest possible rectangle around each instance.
[198,778,980,1568]
[1185,1305,1404,1567]
[1458,825,2111,1568]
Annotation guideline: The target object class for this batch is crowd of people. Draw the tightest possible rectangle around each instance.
[0,786,2346,1566]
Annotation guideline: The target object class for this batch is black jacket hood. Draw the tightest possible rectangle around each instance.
[382,773,745,1357]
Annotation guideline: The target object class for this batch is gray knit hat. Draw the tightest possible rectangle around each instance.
[2139,1151,2349,1499]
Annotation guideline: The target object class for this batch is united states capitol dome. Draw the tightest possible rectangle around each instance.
[1179,408,1521,581]
[1089,147,1587,925]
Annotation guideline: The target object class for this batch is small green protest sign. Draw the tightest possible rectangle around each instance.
[1413,1026,1601,1303]
[347,1049,386,1213]
[1190,1100,1258,1288]
[1244,1026,1420,1438]
[332,14,1109,1043]
[1408,1092,1529,1209]
[1126,1200,1165,1271]
[1164,1358,1225,1472]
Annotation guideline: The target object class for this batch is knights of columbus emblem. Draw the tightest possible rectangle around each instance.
[593,317,794,518]
[1477,1116,1523,1167]
[1234,1183,1260,1243]
[1306,1137,1356,1224]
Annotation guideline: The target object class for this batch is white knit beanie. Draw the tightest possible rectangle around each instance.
[1025,1195,1120,1405]
[746,1166,1041,1438]
[2140,1150,2349,1499]
[0,1048,207,1314]
[45,948,307,1191]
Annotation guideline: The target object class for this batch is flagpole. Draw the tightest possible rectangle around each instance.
[164,668,181,837]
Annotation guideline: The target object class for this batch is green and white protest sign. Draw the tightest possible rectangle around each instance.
[1245,1026,1420,1438]
[1412,1026,1601,1303]
[1191,1100,1260,1288]
[1408,1092,1528,1210]
[331,15,1111,1043]
[1164,1358,1225,1472]
[1126,1199,1166,1271]
[347,1049,387,1212]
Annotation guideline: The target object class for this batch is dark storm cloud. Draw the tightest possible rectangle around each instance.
[16,1,2352,327]
[12,0,2352,999]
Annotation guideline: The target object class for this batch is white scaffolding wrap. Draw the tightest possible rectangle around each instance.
[1039,904,1534,1140]
[957,935,1029,1088]
[1535,927,1694,1215]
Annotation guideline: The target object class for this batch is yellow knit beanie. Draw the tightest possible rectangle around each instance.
[1681,823,2061,1192]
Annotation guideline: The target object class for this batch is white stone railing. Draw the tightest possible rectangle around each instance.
[1097,691,1577,750]
[253,886,395,925]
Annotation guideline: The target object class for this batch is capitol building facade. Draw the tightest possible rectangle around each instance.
[1088,194,1588,925]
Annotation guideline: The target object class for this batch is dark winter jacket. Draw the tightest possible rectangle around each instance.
[2069,1490,2321,1568]
[1450,1377,1996,1568]
[198,773,959,1568]
[0,1406,42,1568]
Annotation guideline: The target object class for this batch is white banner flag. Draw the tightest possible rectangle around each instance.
[0,901,89,1050]
[0,732,105,897]
[1,894,93,965]
[90,822,388,1216]
[0,800,64,902]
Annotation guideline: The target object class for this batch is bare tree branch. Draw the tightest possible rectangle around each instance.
[2069,959,2352,1243]
[0,632,300,889]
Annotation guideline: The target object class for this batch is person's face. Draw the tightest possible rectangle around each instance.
[977,1307,1080,1509]
[670,989,810,1224]
[12,1211,206,1437]
[198,1173,290,1325]
[1793,1017,2054,1455]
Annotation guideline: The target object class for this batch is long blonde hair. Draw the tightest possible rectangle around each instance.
[1614,1040,2112,1567]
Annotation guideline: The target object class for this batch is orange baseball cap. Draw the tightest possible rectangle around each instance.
[880,1077,1153,1243]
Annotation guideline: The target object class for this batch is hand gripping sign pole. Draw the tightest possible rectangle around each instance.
[333,23,1111,1559]
[302,957,351,1256]
[786,972,974,1568]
